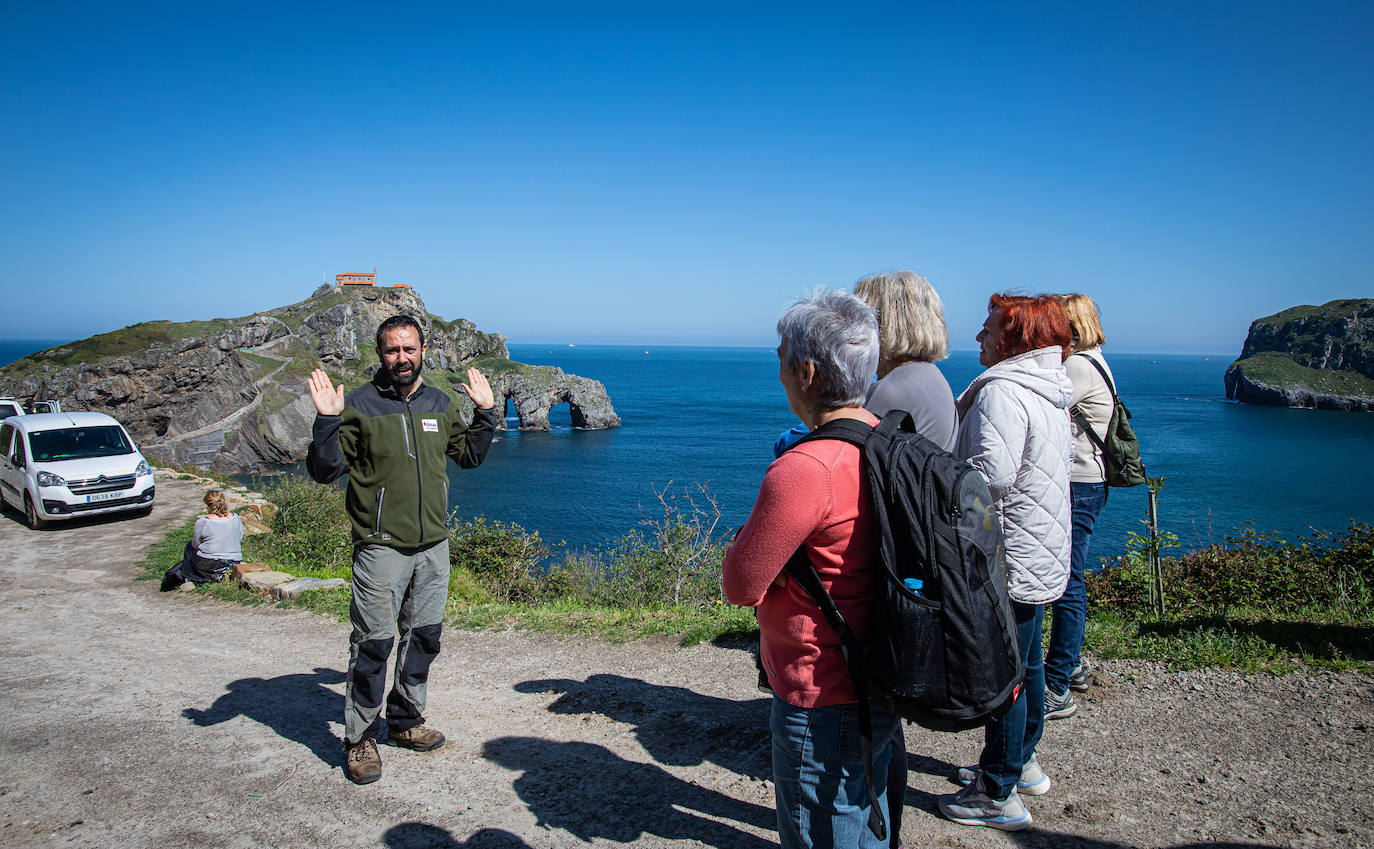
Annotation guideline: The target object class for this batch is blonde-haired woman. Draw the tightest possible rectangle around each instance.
[853,271,957,451]
[161,490,244,590]
[1042,294,1114,719]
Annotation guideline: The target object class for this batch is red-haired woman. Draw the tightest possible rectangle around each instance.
[938,294,1074,831]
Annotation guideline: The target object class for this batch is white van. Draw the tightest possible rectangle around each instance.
[0,412,155,529]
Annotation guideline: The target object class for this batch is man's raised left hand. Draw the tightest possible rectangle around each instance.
[461,368,495,410]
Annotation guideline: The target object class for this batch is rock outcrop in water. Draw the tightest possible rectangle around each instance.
[1224,299,1374,411]
[0,285,619,472]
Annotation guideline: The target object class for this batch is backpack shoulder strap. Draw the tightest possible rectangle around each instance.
[781,548,887,842]
[1069,355,1124,477]
[1070,352,1114,444]
[1070,404,1111,457]
[791,417,874,450]
[1073,352,1118,398]
[875,408,916,439]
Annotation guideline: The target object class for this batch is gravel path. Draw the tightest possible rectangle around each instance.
[0,471,1369,849]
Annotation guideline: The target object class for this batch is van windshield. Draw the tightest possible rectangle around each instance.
[29,426,134,461]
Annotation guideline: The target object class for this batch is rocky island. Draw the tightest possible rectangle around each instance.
[0,284,620,472]
[1224,298,1374,411]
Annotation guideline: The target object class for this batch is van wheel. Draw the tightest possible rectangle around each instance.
[23,494,48,530]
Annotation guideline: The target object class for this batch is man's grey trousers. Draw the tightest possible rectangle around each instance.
[345,540,450,745]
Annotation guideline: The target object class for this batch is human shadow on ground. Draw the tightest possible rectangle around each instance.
[897,760,1292,849]
[514,673,772,780]
[892,747,961,819]
[381,824,533,849]
[1005,831,1286,849]
[484,736,775,848]
[183,667,345,767]
[1138,616,1373,663]
[903,748,959,779]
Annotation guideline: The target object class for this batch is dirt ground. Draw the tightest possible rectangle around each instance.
[0,471,1369,849]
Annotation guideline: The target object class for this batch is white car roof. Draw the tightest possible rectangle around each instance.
[9,412,124,432]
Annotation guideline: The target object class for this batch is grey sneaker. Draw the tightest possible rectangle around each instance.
[1070,660,1092,692]
[938,781,1032,831]
[1045,687,1078,720]
[344,738,382,784]
[955,754,1051,796]
[387,724,446,752]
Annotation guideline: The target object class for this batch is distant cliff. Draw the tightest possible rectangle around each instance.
[1224,299,1374,411]
[0,285,619,472]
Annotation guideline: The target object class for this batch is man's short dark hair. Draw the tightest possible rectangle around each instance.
[375,314,426,348]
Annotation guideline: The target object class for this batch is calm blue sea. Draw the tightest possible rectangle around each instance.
[4,338,1371,564]
[447,345,1374,566]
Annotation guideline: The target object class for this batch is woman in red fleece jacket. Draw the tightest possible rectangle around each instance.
[723,289,896,849]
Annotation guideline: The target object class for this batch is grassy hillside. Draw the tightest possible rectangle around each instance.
[1230,351,1374,396]
[2,319,239,375]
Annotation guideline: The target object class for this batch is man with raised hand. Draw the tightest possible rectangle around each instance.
[306,314,500,785]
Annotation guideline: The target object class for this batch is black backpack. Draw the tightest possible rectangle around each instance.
[1070,353,1146,488]
[783,411,1026,840]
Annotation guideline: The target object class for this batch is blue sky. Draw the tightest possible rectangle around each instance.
[2,2,1370,354]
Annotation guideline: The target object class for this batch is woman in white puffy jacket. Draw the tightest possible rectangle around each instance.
[938,293,1074,833]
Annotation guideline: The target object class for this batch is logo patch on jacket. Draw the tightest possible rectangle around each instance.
[422,418,439,433]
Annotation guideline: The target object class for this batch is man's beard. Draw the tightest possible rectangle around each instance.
[388,359,422,388]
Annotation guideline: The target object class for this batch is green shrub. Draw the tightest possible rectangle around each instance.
[243,477,352,577]
[446,482,730,612]
[1088,522,1374,618]
[1085,521,1374,670]
[447,516,550,602]
[554,484,729,610]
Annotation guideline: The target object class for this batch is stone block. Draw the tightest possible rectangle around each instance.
[240,514,272,536]
[232,562,268,581]
[272,577,349,600]
[238,503,278,523]
[239,570,295,590]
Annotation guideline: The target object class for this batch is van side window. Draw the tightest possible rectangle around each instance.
[9,431,23,467]
[0,424,12,459]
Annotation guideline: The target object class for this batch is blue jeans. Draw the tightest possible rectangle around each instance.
[1045,482,1108,694]
[979,602,1044,800]
[771,695,897,849]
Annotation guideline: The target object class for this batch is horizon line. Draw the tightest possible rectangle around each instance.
[0,336,1241,359]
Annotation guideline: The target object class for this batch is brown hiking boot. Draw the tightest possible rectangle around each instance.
[344,738,382,784]
[387,724,446,752]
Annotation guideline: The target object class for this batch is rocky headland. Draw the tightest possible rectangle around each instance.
[0,285,619,472]
[1224,298,1374,411]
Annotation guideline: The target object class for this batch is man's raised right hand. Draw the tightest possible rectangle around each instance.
[309,369,345,416]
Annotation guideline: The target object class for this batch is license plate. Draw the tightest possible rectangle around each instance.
[85,491,125,503]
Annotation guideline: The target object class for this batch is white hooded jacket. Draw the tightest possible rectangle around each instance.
[955,346,1074,604]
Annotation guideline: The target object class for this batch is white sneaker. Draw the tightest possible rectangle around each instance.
[955,754,1051,796]
[939,782,1032,831]
[1045,687,1078,720]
